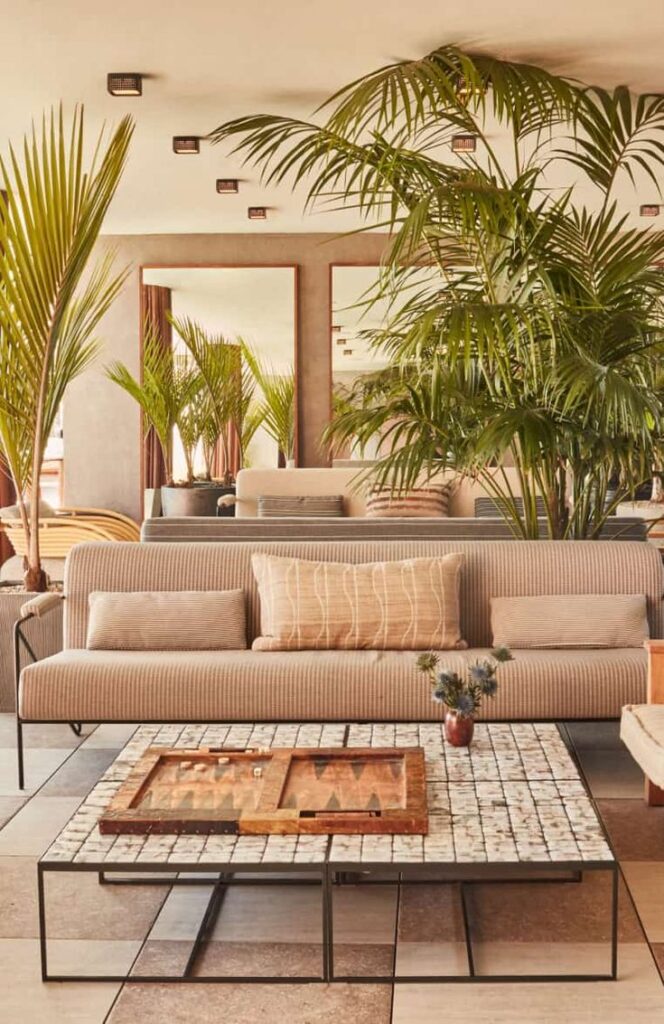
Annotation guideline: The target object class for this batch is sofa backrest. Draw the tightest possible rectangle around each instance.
[234,467,526,518]
[63,540,664,650]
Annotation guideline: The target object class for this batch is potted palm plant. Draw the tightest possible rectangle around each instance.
[0,107,132,710]
[108,316,263,516]
[0,106,133,588]
[211,47,664,535]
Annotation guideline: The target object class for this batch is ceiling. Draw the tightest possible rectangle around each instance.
[3,0,664,234]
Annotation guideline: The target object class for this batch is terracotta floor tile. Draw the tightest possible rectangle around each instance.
[597,798,664,860]
[132,938,393,979]
[392,944,664,1023]
[108,978,392,1024]
[576,748,644,799]
[620,863,664,942]
[0,856,167,940]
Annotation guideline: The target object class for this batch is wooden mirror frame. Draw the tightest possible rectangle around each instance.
[138,263,300,499]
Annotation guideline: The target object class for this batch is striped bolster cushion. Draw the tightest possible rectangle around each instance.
[475,496,547,518]
[252,552,466,651]
[491,593,649,649]
[257,495,345,518]
[365,486,450,518]
[86,590,247,650]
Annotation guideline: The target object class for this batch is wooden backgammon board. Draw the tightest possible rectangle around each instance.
[98,746,428,836]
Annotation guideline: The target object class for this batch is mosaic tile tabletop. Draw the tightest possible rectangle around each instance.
[42,722,614,868]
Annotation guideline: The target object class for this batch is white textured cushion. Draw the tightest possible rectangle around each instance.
[491,593,649,649]
[86,590,247,651]
[621,704,664,788]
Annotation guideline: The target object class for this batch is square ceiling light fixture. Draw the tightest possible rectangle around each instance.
[107,73,142,97]
[640,204,661,217]
[248,206,267,220]
[343,348,354,356]
[336,337,347,345]
[216,179,239,193]
[173,136,200,155]
[451,134,477,153]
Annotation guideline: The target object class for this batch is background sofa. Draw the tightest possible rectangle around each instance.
[17,540,662,740]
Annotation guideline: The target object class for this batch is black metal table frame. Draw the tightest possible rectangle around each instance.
[37,855,619,985]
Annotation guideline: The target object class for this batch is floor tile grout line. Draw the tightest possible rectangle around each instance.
[102,872,178,1022]
[0,723,100,836]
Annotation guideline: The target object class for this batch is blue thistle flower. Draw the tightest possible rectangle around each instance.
[469,662,491,683]
[456,692,476,717]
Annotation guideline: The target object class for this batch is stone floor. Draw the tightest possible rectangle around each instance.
[1,714,663,1023]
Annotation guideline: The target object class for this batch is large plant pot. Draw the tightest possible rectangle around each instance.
[0,589,63,712]
[161,483,235,518]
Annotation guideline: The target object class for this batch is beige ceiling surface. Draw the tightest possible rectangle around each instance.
[2,0,664,233]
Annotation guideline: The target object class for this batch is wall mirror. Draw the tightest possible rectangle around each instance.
[139,265,298,503]
[330,265,435,465]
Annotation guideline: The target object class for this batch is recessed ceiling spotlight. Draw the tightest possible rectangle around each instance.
[336,338,347,346]
[451,134,477,153]
[343,348,353,356]
[640,204,661,217]
[173,136,200,155]
[107,73,142,97]
[216,179,239,193]
[248,206,267,220]
[331,324,342,332]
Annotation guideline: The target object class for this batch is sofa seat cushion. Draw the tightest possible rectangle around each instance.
[19,647,647,723]
[621,704,664,788]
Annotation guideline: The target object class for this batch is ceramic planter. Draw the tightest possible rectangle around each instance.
[444,710,475,747]
[160,483,235,518]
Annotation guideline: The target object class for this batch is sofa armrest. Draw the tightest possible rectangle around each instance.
[19,592,63,620]
[645,640,664,703]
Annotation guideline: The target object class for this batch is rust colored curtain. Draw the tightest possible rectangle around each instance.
[0,190,16,564]
[140,285,172,489]
[0,464,16,565]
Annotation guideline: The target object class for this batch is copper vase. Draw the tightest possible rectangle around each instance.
[444,711,474,747]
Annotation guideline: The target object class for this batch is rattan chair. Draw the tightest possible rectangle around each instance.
[1,506,140,559]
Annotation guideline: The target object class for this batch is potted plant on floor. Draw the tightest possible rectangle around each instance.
[417,647,513,747]
[107,316,262,516]
[0,106,132,710]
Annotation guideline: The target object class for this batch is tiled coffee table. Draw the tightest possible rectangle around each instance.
[39,721,618,984]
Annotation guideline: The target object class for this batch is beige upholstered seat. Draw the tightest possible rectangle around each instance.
[17,538,663,726]
[620,704,664,789]
[20,646,648,724]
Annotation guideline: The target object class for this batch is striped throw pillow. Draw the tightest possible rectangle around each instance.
[365,486,450,518]
[86,590,247,651]
[251,552,466,651]
[475,497,547,518]
[491,593,649,649]
[257,495,344,518]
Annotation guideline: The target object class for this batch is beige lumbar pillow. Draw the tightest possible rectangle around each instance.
[365,485,450,518]
[251,552,466,651]
[86,590,247,651]
[491,593,649,649]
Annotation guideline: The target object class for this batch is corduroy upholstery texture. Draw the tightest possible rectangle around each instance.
[491,593,650,649]
[86,590,247,651]
[19,647,648,722]
[17,539,664,722]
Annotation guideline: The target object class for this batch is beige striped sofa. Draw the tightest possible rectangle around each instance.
[15,541,662,768]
